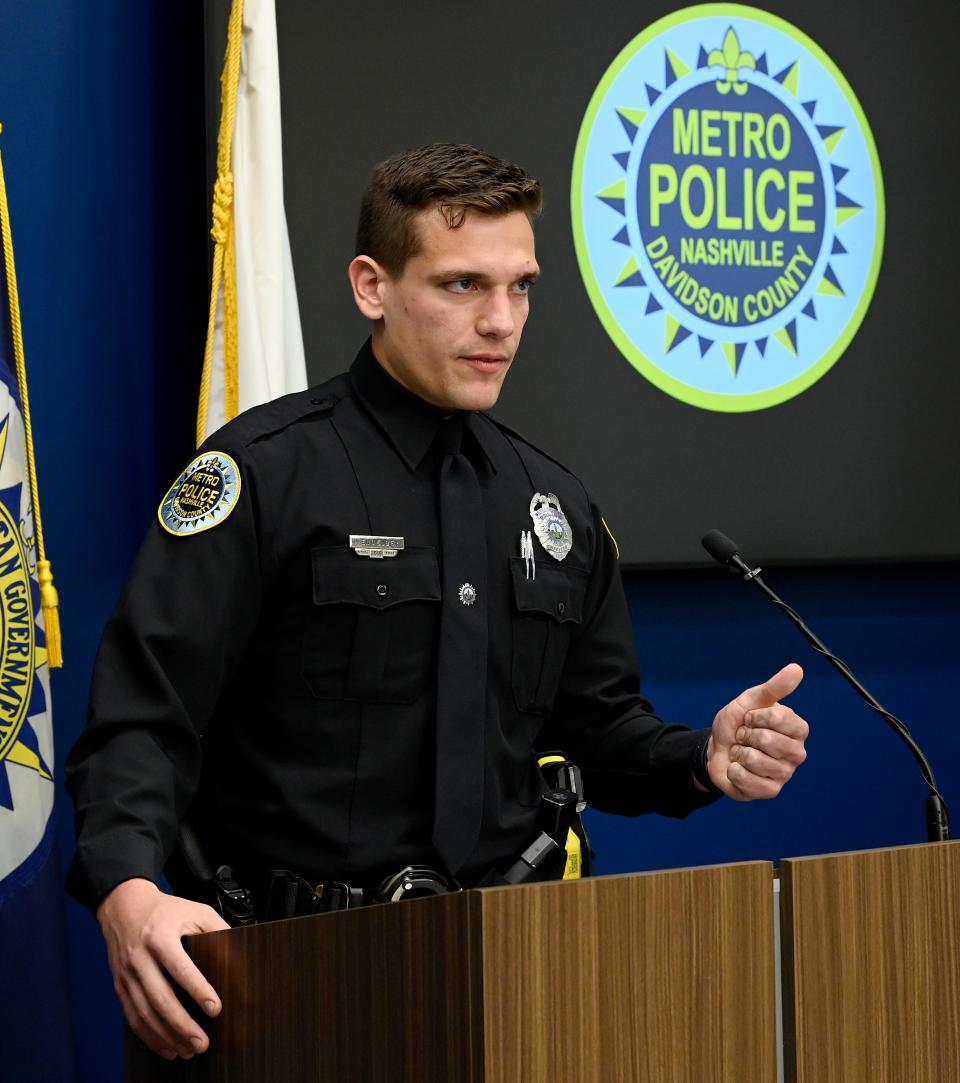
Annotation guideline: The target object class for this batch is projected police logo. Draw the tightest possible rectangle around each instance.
[572,5,884,411]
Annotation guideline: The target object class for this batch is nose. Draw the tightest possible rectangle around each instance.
[476,289,516,339]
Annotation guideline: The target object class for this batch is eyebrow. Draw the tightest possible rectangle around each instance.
[431,268,541,283]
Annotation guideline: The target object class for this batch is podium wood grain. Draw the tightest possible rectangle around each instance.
[780,840,960,1083]
[126,861,776,1082]
[479,861,776,1083]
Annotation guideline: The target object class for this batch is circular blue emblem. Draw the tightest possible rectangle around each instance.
[572,4,884,411]
[158,452,241,536]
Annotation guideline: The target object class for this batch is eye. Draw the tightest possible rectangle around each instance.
[445,278,477,293]
[513,278,535,295]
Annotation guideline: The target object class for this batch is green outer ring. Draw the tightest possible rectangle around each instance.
[570,3,886,413]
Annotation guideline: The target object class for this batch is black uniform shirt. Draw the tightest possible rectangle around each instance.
[66,341,717,909]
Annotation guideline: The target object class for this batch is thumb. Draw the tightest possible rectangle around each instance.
[194,908,231,935]
[738,662,803,710]
[179,899,231,936]
[198,911,231,934]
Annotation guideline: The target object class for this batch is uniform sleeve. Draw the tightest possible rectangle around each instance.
[540,504,720,818]
[64,446,273,910]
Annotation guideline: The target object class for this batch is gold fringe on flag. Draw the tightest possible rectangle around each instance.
[0,124,63,667]
[197,0,244,447]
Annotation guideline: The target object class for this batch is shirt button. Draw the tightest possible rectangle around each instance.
[376,583,389,598]
[556,601,566,617]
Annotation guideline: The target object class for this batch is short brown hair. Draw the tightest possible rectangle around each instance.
[356,143,542,273]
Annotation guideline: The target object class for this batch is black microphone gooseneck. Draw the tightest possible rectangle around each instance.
[701,529,949,843]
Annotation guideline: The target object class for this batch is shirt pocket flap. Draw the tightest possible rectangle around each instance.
[509,557,587,624]
[311,546,441,610]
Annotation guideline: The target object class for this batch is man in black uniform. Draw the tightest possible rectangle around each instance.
[66,144,809,1062]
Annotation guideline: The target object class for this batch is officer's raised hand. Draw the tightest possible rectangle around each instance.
[96,878,229,1060]
[705,663,808,799]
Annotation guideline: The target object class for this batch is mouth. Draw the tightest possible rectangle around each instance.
[461,354,510,373]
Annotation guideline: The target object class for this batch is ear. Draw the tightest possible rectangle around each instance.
[348,255,389,321]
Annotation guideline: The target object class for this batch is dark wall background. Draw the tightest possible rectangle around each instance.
[269,0,960,566]
[1,4,956,1080]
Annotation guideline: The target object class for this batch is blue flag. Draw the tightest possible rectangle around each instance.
[0,141,78,1081]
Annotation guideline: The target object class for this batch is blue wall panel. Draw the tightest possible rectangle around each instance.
[0,5,204,1080]
[589,566,959,876]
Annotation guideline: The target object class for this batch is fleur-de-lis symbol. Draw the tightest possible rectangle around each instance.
[708,27,756,95]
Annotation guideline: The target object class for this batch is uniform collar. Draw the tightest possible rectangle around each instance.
[349,339,497,474]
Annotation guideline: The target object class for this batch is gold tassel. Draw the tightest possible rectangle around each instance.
[37,559,62,668]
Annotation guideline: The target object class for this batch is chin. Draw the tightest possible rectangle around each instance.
[453,387,503,413]
[453,372,509,413]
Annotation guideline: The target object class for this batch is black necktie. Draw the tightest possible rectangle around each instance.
[431,416,487,876]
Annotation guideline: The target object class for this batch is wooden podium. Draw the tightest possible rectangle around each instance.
[127,861,777,1082]
[125,842,959,1082]
[780,840,960,1083]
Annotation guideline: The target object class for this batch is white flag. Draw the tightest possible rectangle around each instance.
[199,0,307,443]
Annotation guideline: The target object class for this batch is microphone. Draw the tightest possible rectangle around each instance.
[701,529,949,844]
[702,529,759,579]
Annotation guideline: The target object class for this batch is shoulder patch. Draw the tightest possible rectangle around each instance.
[158,452,241,537]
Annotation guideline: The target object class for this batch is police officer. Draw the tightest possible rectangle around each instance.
[66,143,809,1062]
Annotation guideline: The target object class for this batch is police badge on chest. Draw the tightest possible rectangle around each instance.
[529,492,572,561]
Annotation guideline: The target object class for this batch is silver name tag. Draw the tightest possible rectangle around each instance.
[349,534,405,559]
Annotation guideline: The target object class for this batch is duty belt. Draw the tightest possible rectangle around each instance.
[247,865,459,923]
[178,752,592,927]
